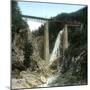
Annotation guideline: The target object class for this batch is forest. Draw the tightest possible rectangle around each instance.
[11,1,87,89]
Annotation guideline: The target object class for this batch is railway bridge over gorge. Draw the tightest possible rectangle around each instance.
[21,15,83,66]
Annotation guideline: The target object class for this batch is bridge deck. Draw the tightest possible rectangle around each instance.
[21,15,81,26]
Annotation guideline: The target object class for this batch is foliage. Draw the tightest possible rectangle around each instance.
[11,1,28,40]
[32,24,44,36]
[60,11,87,84]
[12,1,33,71]
[23,42,33,68]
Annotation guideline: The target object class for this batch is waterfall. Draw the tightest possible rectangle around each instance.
[38,29,64,88]
[49,29,64,65]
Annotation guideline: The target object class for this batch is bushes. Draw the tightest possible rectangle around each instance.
[23,42,33,68]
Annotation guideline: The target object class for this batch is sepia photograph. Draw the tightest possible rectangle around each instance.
[11,0,87,89]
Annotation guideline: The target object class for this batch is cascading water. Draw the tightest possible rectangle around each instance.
[39,29,64,87]
[38,30,64,87]
[49,29,64,65]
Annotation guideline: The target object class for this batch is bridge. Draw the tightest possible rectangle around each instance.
[21,15,83,65]
[22,15,81,25]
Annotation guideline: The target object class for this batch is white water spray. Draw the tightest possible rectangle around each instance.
[39,29,64,87]
[49,29,64,65]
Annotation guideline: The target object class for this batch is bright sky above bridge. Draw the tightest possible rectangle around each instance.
[18,1,85,31]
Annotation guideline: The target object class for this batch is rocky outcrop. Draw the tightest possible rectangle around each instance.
[35,36,44,59]
[12,30,28,71]
[12,71,47,89]
[11,28,51,89]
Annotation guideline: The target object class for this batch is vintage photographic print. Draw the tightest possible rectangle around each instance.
[11,0,87,89]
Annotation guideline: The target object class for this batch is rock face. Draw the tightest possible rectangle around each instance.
[47,49,87,87]
[12,71,47,89]
[12,28,40,71]
[48,24,87,86]
[11,28,51,89]
[12,30,28,71]
[35,36,44,59]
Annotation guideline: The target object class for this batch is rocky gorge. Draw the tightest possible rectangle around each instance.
[11,1,87,89]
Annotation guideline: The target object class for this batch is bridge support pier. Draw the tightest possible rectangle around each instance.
[44,22,49,64]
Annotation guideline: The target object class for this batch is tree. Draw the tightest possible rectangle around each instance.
[12,1,30,71]
[11,1,28,40]
[23,42,33,68]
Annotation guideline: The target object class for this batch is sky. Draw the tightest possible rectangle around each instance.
[18,1,85,31]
